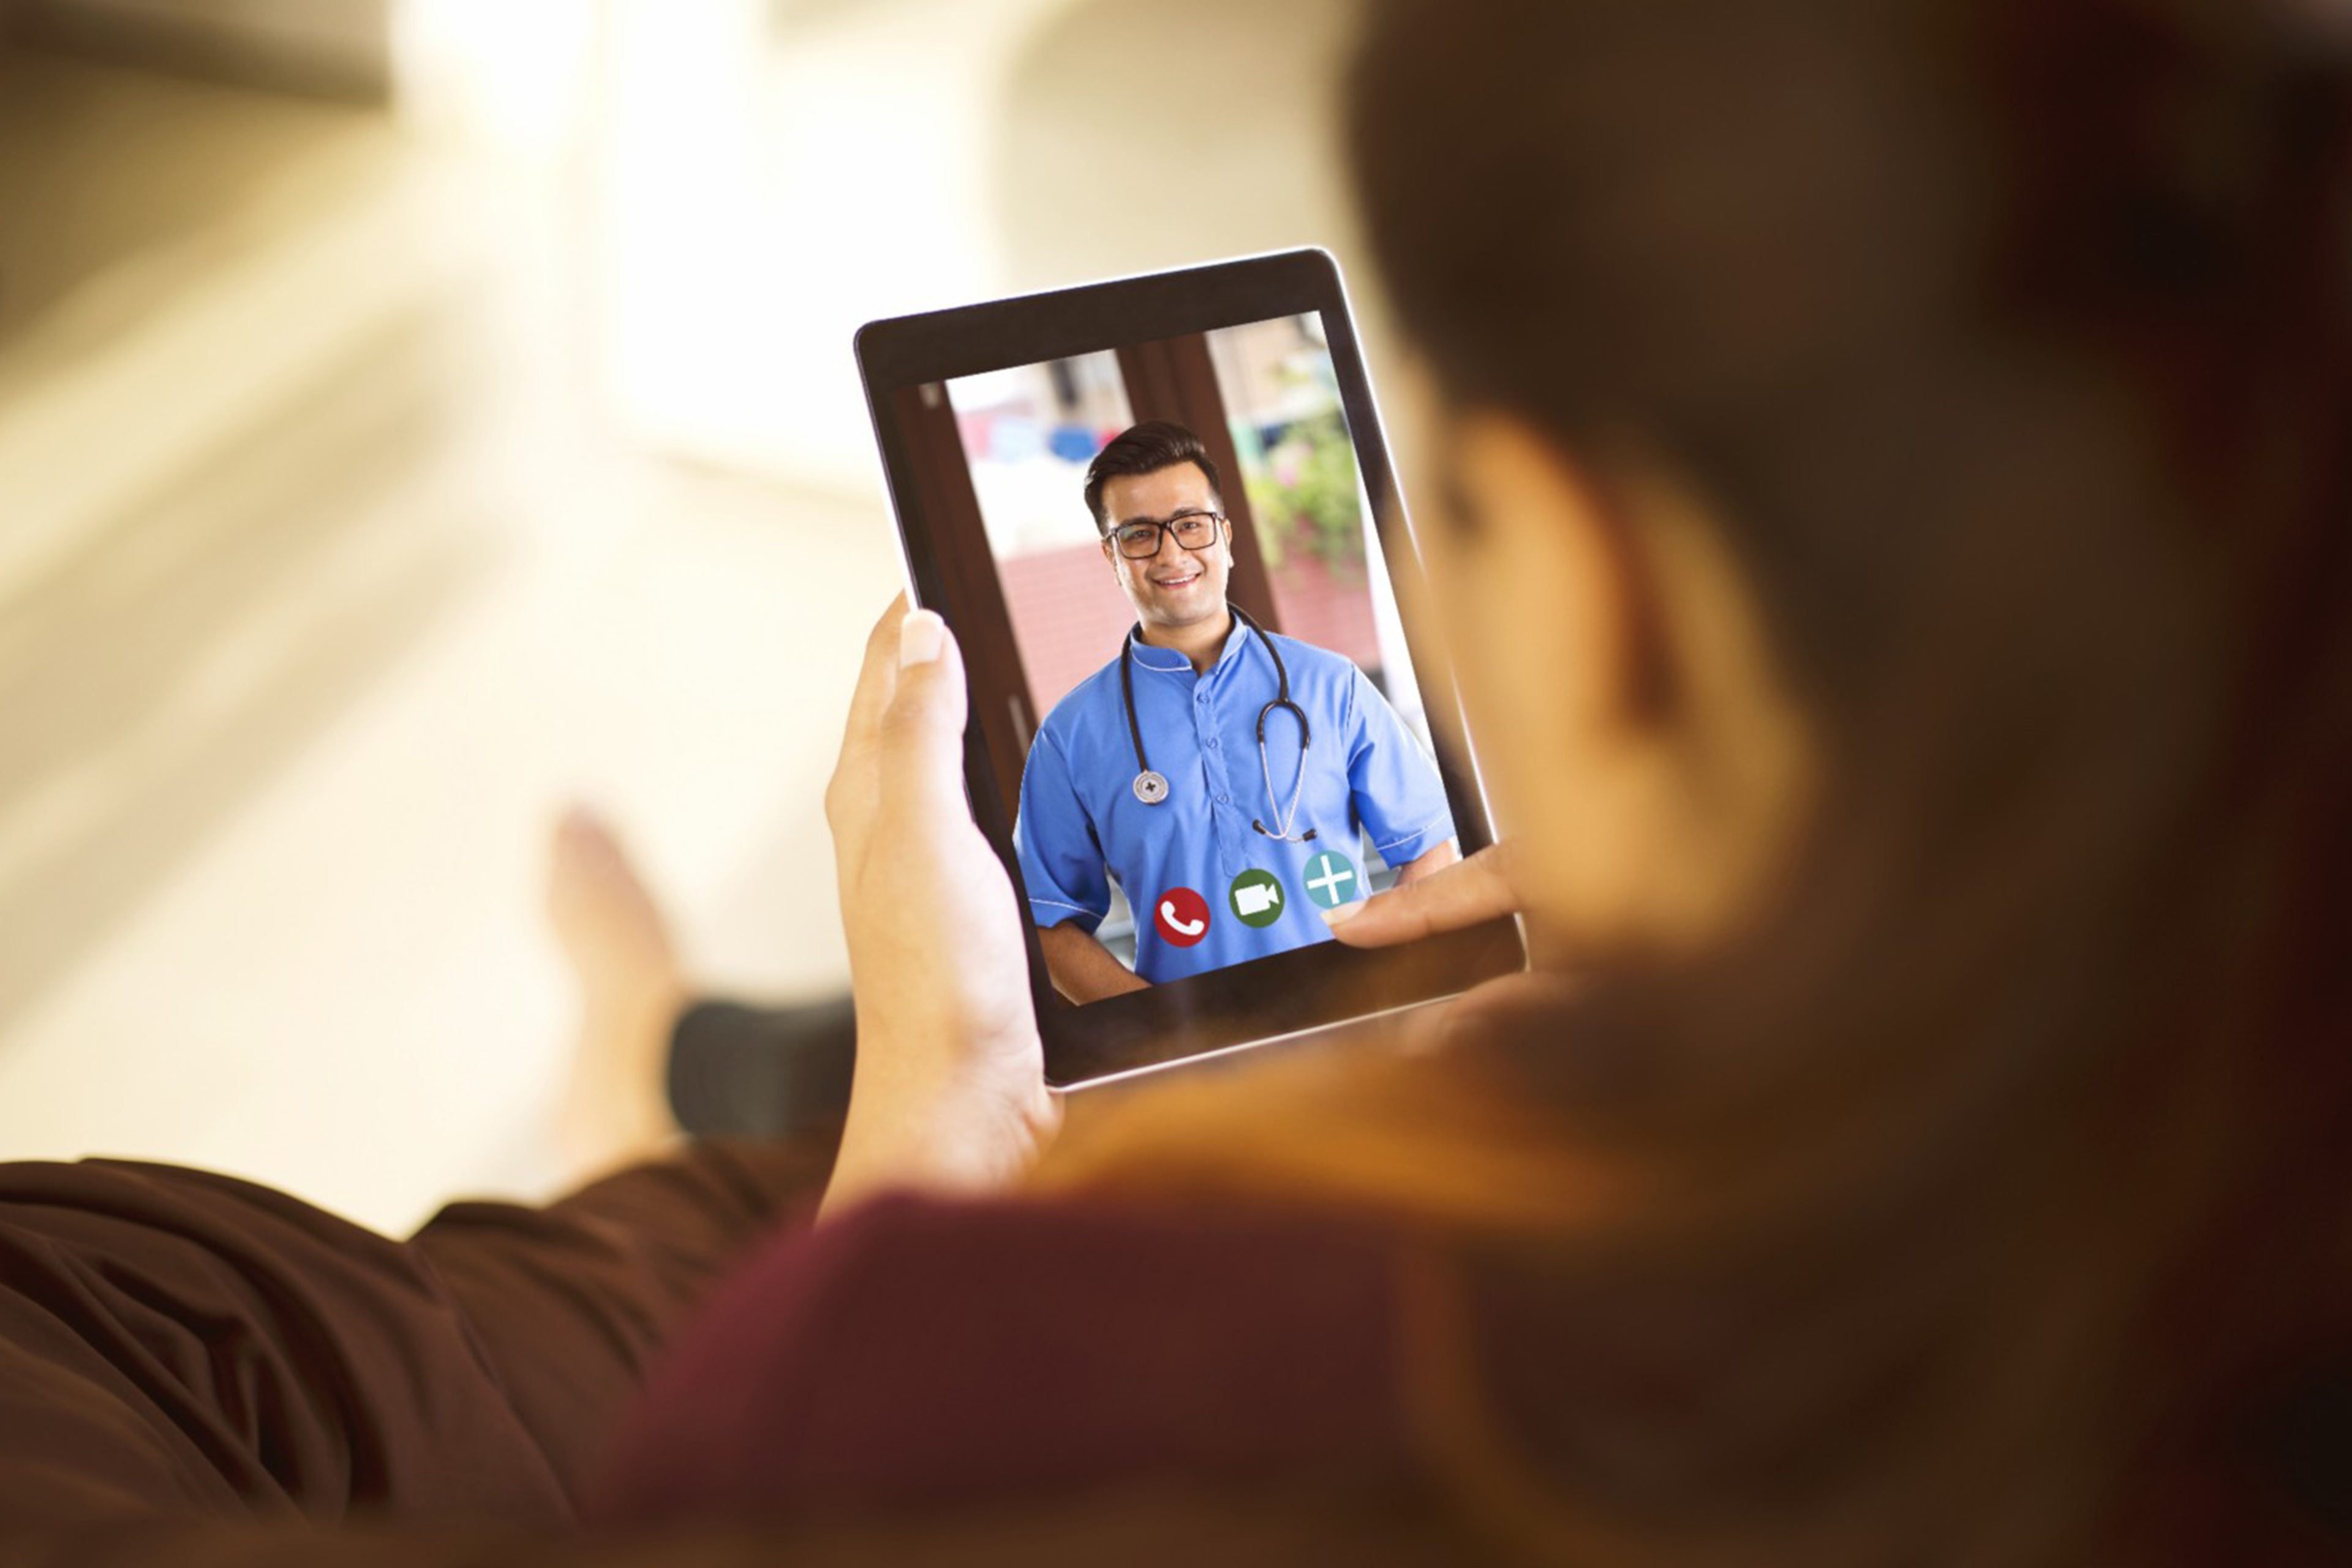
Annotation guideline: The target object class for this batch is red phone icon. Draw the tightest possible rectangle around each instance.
[1153,887,1211,947]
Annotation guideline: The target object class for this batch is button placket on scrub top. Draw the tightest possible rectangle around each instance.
[1204,691,1242,809]
[1189,674,1236,862]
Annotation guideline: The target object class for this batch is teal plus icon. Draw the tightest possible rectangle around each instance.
[1300,850,1362,910]
[1227,869,1287,928]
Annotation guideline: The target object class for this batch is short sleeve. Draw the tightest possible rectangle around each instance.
[1343,670,1457,867]
[1013,726,1112,931]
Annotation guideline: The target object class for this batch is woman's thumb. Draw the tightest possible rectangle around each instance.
[1330,842,1520,947]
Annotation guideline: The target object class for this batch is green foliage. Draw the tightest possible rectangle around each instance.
[1241,414,1365,581]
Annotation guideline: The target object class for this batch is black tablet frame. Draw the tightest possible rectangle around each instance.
[855,248,1524,1088]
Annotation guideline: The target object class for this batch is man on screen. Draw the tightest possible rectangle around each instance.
[1013,420,1459,1004]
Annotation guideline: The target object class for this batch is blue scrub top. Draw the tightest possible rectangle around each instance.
[1013,619,1457,985]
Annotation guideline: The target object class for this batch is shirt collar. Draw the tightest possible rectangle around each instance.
[1126,615,1252,675]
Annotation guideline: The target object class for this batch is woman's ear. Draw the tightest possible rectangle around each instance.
[1441,410,1653,739]
[1431,409,1815,955]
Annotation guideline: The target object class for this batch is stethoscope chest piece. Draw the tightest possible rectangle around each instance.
[1118,607,1304,831]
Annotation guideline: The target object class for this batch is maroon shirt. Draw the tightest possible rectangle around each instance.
[0,1143,1447,1563]
[3,1145,2337,1562]
[595,1193,1414,1521]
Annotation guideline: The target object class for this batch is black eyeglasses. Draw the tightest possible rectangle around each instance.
[1109,510,1225,560]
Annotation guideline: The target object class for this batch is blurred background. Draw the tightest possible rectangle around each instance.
[0,0,1366,1231]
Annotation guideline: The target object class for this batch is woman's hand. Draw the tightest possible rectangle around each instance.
[1326,840,1524,947]
[821,598,1058,1216]
[1327,842,1580,1049]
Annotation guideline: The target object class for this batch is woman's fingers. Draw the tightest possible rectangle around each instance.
[822,601,1051,1212]
[1395,968,1581,1055]
[1330,841,1521,947]
[825,595,911,842]
[874,609,971,821]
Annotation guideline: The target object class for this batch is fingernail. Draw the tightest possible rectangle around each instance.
[900,609,944,666]
[1319,900,1365,927]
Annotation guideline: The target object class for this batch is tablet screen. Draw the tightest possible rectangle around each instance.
[858,251,1523,1085]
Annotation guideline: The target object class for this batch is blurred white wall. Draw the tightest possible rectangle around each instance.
[0,0,1374,1232]
[589,0,1362,491]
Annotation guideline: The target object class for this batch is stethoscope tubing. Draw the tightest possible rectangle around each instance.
[1120,605,1316,842]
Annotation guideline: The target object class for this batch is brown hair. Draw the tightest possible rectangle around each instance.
[1082,419,1223,532]
[1044,0,2352,1560]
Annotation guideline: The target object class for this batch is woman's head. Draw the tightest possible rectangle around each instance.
[1330,0,2351,1555]
[1047,4,2346,1558]
[1350,0,2352,968]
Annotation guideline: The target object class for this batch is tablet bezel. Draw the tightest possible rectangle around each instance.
[855,248,1524,1088]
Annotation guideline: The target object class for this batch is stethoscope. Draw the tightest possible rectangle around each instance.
[1120,604,1317,843]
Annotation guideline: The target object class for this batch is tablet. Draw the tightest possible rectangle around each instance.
[856,248,1525,1088]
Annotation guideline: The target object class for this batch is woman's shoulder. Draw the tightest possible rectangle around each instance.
[594,1189,1414,1523]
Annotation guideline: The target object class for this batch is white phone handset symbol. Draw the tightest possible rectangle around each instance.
[1159,900,1207,938]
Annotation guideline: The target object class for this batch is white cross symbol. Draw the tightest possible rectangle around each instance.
[1307,857,1355,903]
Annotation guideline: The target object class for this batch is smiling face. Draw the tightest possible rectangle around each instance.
[1099,462,1234,636]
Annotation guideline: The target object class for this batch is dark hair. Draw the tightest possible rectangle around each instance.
[1329,0,2352,1560]
[1083,420,1223,533]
